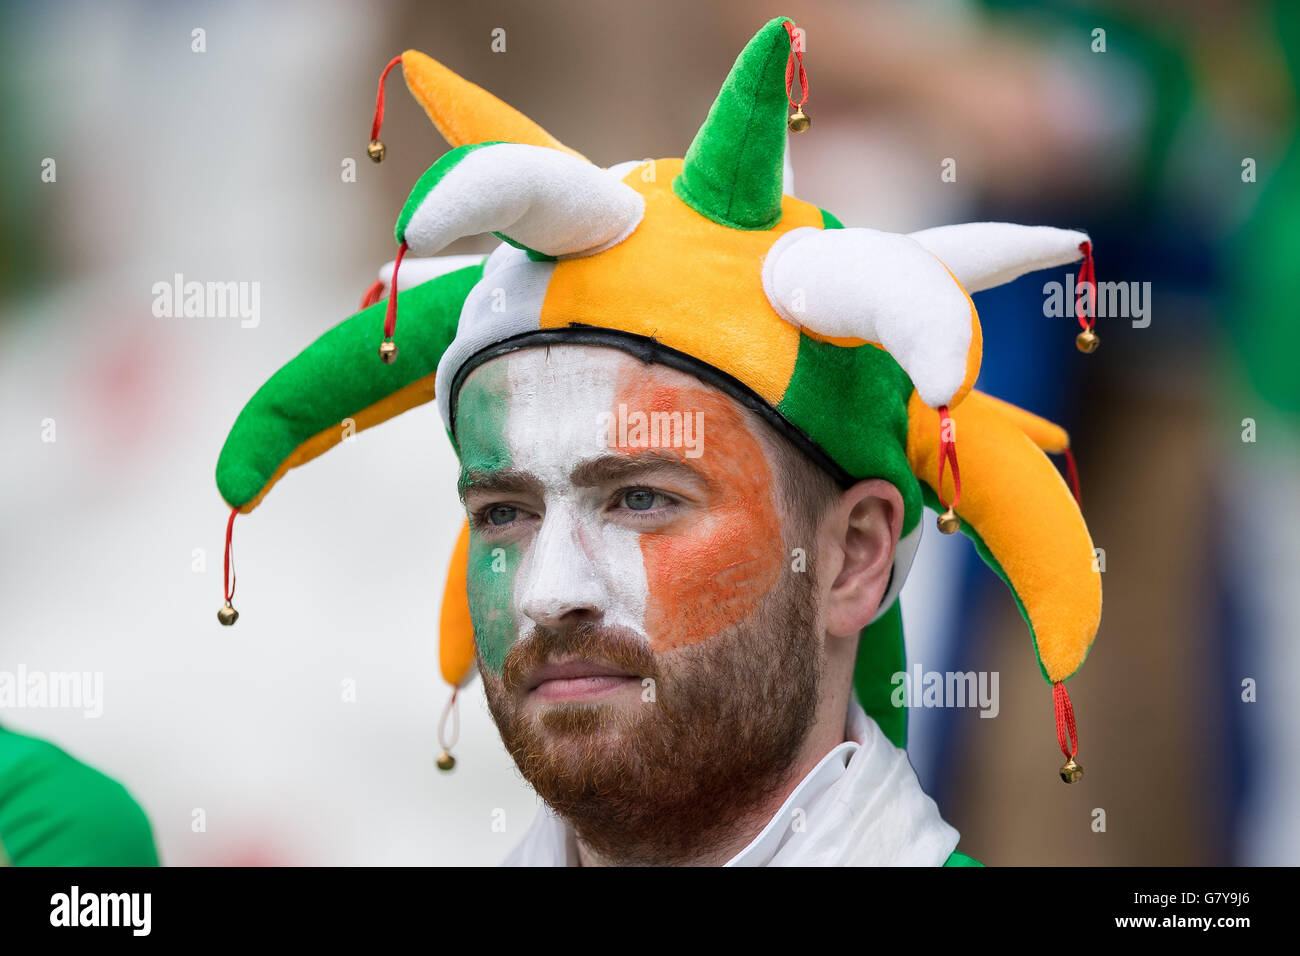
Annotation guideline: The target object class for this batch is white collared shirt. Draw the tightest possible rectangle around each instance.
[501,696,961,866]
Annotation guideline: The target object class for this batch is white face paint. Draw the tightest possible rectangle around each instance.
[459,343,785,680]
[500,347,651,643]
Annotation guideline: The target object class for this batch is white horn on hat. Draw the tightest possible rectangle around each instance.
[398,142,645,260]
[907,222,1089,294]
[761,226,975,408]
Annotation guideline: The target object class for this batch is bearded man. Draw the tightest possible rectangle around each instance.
[214,16,1103,867]
[460,344,939,866]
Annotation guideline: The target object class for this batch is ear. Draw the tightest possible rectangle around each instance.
[820,479,905,639]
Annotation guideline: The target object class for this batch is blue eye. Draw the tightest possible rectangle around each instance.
[488,505,517,526]
[623,489,657,511]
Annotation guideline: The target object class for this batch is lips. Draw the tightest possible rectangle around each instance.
[526,659,640,701]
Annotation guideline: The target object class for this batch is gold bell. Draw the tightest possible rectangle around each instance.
[1075,329,1099,353]
[937,507,961,534]
[787,108,810,133]
[1059,757,1084,784]
[436,751,456,772]
[378,340,398,364]
[217,602,239,626]
[367,139,386,163]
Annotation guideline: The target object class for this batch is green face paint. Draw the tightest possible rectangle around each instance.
[467,533,520,675]
[456,363,517,674]
[456,362,512,478]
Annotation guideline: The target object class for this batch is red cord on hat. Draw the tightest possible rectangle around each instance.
[371,54,403,147]
[384,241,408,340]
[1053,681,1078,759]
[1063,447,1082,507]
[937,404,962,510]
[359,279,385,310]
[1075,241,1095,333]
[783,21,808,110]
[223,505,238,605]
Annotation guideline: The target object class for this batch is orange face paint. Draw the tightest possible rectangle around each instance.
[611,372,783,653]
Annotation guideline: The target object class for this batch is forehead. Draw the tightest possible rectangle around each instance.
[454,343,771,472]
[461,344,675,400]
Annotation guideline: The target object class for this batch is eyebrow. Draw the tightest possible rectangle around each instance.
[569,452,709,490]
[457,468,543,502]
[459,453,710,502]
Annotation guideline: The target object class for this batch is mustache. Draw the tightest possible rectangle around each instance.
[502,621,660,695]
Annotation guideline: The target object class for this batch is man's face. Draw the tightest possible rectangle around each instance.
[456,344,823,863]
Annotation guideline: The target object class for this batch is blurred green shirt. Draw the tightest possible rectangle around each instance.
[0,724,159,866]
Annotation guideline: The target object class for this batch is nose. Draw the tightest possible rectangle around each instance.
[517,506,608,630]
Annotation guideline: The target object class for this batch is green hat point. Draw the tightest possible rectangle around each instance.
[673,16,793,230]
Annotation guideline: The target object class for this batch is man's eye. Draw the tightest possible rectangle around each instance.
[487,505,518,526]
[622,489,658,511]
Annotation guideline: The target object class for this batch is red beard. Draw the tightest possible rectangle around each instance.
[481,566,822,866]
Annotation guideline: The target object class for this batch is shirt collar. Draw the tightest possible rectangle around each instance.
[722,701,866,866]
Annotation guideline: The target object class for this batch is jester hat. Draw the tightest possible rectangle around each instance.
[215,17,1102,780]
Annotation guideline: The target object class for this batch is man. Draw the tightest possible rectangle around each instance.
[214,16,1102,865]
[458,344,959,865]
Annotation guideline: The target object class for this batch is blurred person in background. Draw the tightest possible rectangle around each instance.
[0,723,158,866]
[1218,0,1300,866]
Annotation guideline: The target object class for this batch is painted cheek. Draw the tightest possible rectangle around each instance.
[457,363,520,675]
[611,377,783,652]
[466,530,520,676]
[586,517,651,639]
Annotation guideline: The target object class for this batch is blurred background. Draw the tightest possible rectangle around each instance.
[1,0,1295,865]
